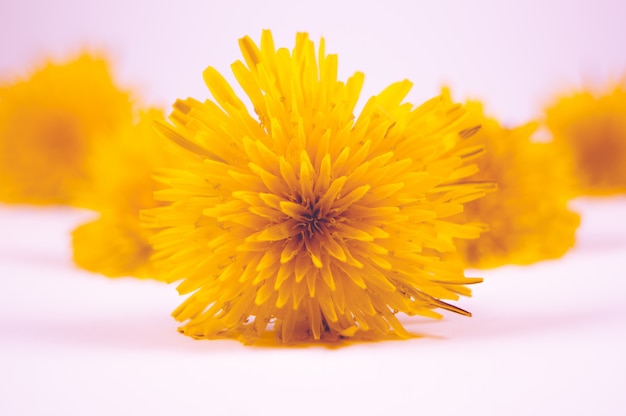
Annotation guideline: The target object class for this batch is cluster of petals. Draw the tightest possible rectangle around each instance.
[0,55,132,205]
[546,84,626,195]
[453,111,580,268]
[143,31,489,342]
[72,109,174,278]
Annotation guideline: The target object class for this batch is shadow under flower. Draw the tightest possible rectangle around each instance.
[3,302,623,351]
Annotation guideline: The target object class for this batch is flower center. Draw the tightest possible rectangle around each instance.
[301,206,324,238]
[290,192,338,242]
[294,196,323,238]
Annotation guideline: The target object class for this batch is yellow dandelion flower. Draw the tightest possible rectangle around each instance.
[143,30,489,343]
[0,54,133,205]
[453,110,580,268]
[546,82,626,195]
[72,109,172,279]
[72,212,156,278]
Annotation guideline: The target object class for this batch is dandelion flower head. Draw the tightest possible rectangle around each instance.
[546,82,626,195]
[72,109,172,279]
[0,54,133,205]
[144,31,489,343]
[453,111,580,268]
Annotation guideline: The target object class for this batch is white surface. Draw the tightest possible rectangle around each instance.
[1,199,625,416]
[1,1,626,415]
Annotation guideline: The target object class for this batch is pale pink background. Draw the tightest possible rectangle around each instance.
[1,1,626,415]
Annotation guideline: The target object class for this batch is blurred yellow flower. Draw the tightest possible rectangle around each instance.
[72,109,172,279]
[546,83,626,195]
[0,54,133,205]
[143,30,489,343]
[453,112,580,268]
[72,212,156,278]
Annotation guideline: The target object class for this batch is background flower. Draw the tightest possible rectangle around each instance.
[72,109,174,279]
[545,83,626,195]
[0,54,133,205]
[452,109,580,268]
